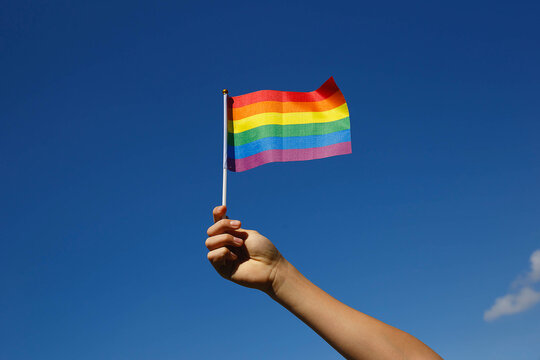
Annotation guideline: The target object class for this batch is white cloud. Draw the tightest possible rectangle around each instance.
[528,249,540,283]
[512,249,540,287]
[484,287,540,321]
[484,249,540,322]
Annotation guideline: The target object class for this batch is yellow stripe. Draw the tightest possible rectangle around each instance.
[229,103,350,134]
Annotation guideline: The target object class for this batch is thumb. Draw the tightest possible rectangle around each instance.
[212,205,228,223]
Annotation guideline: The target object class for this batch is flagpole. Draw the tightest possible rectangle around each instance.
[222,89,228,208]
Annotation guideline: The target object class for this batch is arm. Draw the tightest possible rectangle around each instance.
[206,206,442,360]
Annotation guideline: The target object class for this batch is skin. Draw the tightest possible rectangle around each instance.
[206,206,443,360]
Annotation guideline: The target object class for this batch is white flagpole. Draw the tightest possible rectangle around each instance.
[222,89,228,208]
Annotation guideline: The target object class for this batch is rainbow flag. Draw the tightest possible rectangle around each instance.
[227,77,352,172]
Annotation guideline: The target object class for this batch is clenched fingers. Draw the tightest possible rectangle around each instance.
[207,247,238,268]
[205,233,244,251]
[207,218,241,237]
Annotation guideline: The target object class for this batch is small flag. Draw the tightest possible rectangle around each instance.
[227,77,352,172]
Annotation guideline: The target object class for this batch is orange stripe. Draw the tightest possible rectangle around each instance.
[232,91,347,121]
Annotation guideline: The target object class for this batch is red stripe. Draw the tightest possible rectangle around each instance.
[230,77,340,108]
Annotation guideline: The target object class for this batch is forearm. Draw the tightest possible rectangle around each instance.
[268,259,442,360]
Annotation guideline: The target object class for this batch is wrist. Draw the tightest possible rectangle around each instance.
[266,255,290,298]
[266,256,310,308]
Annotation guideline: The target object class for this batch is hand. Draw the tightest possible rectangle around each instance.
[205,206,284,293]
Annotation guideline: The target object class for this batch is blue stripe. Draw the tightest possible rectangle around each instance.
[228,129,351,160]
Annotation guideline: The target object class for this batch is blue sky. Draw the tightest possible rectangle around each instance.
[1,1,539,359]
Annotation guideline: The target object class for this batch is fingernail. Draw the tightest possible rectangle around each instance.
[230,220,240,227]
[233,237,243,245]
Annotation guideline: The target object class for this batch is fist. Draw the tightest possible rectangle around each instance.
[206,206,283,293]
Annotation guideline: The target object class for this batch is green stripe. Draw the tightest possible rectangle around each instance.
[228,117,350,146]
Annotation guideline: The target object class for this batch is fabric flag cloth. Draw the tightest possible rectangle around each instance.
[227,77,352,172]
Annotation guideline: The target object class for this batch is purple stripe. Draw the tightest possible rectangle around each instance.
[228,141,352,172]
